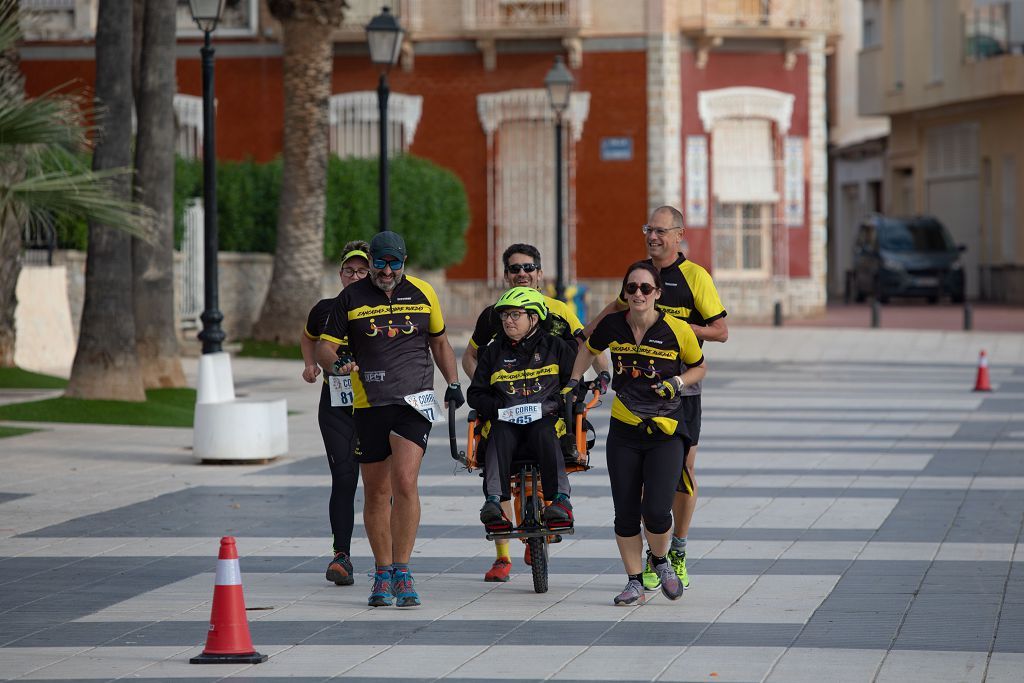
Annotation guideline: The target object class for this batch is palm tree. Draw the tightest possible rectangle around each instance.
[0,0,148,369]
[132,0,185,389]
[251,0,347,343]
[65,0,146,400]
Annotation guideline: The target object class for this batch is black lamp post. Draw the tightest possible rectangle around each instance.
[544,56,574,303]
[366,6,405,233]
[188,0,226,354]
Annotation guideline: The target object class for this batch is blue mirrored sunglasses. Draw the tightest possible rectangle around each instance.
[372,258,404,270]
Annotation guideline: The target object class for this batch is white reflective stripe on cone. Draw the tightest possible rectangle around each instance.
[215,559,242,586]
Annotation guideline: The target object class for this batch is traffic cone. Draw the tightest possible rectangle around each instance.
[973,350,992,392]
[190,537,267,665]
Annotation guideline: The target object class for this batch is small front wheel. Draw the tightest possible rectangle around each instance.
[528,537,548,593]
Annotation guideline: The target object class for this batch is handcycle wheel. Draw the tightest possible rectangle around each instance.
[528,536,548,594]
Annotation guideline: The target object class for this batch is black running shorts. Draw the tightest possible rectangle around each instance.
[681,394,702,446]
[353,404,431,463]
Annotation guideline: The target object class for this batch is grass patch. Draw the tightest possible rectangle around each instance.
[0,367,68,389]
[0,388,196,427]
[0,426,40,439]
[238,338,303,360]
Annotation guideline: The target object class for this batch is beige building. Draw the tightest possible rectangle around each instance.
[859,0,1024,301]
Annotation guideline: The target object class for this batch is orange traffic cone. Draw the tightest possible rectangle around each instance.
[973,350,992,392]
[190,537,267,665]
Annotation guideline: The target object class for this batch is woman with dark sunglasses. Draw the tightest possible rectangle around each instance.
[565,261,706,605]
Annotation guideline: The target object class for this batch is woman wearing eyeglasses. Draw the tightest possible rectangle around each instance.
[566,261,706,605]
[467,287,577,533]
[300,240,370,588]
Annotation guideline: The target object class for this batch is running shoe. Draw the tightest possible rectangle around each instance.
[542,496,573,529]
[325,551,354,586]
[613,579,646,606]
[654,559,683,600]
[480,500,513,533]
[367,569,393,607]
[392,568,421,608]
[668,549,690,589]
[641,550,660,591]
[484,557,512,582]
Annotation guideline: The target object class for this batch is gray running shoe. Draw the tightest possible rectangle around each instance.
[613,579,646,606]
[654,560,683,600]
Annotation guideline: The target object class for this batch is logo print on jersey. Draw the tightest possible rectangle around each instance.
[365,316,418,338]
[614,356,660,379]
[505,380,543,397]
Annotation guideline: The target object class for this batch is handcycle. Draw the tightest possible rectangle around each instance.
[448,382,602,593]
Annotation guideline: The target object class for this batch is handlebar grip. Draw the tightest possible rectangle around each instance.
[448,400,465,464]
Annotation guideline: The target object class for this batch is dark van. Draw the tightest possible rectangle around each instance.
[852,215,966,304]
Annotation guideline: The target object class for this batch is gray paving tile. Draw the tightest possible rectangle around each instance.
[0,492,29,504]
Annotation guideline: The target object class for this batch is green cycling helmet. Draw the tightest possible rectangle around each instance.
[494,286,548,321]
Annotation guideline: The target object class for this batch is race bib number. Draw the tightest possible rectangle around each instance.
[404,390,445,423]
[328,375,354,407]
[497,403,543,425]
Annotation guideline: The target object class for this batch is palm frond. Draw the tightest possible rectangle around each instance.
[4,169,154,241]
[0,91,84,149]
[0,0,20,54]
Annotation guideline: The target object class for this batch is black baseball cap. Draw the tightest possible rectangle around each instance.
[369,230,407,261]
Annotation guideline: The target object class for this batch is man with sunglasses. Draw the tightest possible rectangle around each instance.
[318,230,463,608]
[585,205,728,596]
[460,243,609,582]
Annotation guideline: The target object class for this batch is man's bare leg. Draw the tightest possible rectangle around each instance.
[361,459,394,566]
[389,433,424,564]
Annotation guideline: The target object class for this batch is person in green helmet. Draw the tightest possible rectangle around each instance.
[467,287,577,534]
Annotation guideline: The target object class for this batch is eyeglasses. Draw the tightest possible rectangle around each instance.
[624,282,657,295]
[372,258,404,270]
[505,263,539,274]
[641,225,682,237]
[342,267,369,278]
[498,310,529,321]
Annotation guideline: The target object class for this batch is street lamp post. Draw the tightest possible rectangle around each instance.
[544,56,574,303]
[188,0,226,354]
[366,7,405,233]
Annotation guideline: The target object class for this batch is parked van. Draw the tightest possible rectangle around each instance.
[852,215,966,304]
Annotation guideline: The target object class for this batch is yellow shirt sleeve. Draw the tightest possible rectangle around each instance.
[666,315,704,366]
[411,276,446,335]
[690,265,726,322]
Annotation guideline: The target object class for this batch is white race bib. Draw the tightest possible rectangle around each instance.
[404,390,445,423]
[497,403,543,425]
[328,375,354,407]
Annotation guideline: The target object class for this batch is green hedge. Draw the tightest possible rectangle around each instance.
[171,154,469,270]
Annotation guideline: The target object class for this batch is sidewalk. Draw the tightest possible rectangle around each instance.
[0,326,1022,681]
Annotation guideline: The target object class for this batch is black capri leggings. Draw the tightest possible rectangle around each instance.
[318,382,361,555]
[605,420,686,538]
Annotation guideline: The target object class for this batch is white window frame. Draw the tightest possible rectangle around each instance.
[862,0,881,48]
[713,202,773,279]
[327,91,423,159]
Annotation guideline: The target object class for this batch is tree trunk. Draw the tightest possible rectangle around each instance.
[0,2,23,368]
[250,16,334,344]
[65,0,145,401]
[132,0,184,388]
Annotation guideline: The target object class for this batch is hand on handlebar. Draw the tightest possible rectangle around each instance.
[596,370,611,395]
[445,382,465,409]
[560,378,580,407]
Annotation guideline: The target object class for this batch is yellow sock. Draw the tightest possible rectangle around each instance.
[495,542,510,561]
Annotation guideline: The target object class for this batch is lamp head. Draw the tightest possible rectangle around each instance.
[544,55,574,116]
[188,0,225,33]
[366,6,405,71]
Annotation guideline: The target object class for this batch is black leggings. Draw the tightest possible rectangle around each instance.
[606,420,685,538]
[318,383,360,554]
[484,415,563,502]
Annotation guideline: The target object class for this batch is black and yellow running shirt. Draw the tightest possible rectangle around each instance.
[616,254,727,327]
[586,310,703,436]
[321,275,445,408]
[468,328,575,421]
[469,295,583,350]
[305,297,350,385]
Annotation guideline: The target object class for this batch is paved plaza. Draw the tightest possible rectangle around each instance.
[1,326,1023,682]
